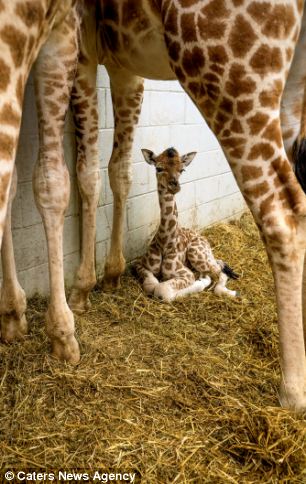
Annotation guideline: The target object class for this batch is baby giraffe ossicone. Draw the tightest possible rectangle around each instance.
[135,148,239,302]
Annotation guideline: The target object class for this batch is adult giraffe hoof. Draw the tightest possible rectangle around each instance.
[279,382,306,413]
[50,335,80,365]
[69,289,91,315]
[102,274,121,291]
[103,257,125,291]
[1,313,28,343]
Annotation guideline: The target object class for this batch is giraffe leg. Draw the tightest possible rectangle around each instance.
[68,23,101,314]
[214,155,305,409]
[134,261,160,296]
[0,4,77,347]
[291,79,306,192]
[280,11,306,163]
[187,242,237,298]
[0,166,27,342]
[33,9,80,364]
[302,256,306,350]
[297,107,306,349]
[265,239,306,411]
[206,128,305,410]
[134,243,162,295]
[154,260,202,302]
[213,272,237,298]
[154,277,209,302]
[103,65,144,290]
[0,40,31,344]
[164,26,306,411]
[198,132,305,410]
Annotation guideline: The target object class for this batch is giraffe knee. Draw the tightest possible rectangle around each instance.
[77,162,101,204]
[33,158,70,214]
[143,274,159,295]
[108,158,132,199]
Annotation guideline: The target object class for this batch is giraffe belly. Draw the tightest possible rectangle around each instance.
[99,0,175,80]
[114,36,175,80]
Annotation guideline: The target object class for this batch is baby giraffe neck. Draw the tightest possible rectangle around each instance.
[157,188,179,245]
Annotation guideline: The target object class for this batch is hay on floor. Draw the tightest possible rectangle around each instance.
[0,212,305,483]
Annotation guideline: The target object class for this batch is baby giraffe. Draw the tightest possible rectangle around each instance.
[135,148,238,302]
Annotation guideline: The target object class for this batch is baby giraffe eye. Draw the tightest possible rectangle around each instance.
[156,167,164,173]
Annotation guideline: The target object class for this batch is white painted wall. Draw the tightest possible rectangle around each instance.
[9,66,245,296]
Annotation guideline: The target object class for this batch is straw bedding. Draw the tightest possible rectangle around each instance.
[0,212,305,483]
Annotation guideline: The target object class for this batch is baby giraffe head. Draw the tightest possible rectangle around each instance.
[141,147,196,194]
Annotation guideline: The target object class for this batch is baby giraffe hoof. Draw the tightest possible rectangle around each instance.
[143,275,159,295]
[154,282,176,302]
[198,276,212,290]
[69,289,91,315]
[214,286,238,298]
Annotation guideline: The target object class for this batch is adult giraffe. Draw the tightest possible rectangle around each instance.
[1,0,306,412]
[90,0,306,412]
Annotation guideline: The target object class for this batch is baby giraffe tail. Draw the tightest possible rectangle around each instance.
[292,137,306,193]
[221,262,239,280]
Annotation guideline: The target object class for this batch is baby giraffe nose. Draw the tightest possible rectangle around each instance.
[169,178,178,187]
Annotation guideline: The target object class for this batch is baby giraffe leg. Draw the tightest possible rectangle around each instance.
[0,167,27,342]
[187,241,237,298]
[172,276,212,299]
[155,261,206,302]
[214,271,237,298]
[134,243,161,295]
[135,263,159,296]
[154,277,210,302]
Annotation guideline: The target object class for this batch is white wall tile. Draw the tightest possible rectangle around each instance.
[4,69,245,296]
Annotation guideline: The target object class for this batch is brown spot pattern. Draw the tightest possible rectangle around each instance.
[229,15,257,57]
[247,3,295,39]
[244,181,269,199]
[241,165,263,182]
[248,143,275,161]
[15,1,44,27]
[247,112,269,135]
[0,25,27,68]
[181,12,197,43]
[226,64,256,97]
[262,119,282,148]
[0,133,15,160]
[182,46,205,77]
[0,104,20,127]
[250,45,283,76]
[0,172,10,205]
[0,58,10,92]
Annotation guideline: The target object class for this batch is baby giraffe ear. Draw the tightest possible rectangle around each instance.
[181,151,197,168]
[141,149,156,165]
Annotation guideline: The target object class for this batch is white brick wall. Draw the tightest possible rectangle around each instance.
[8,66,245,296]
